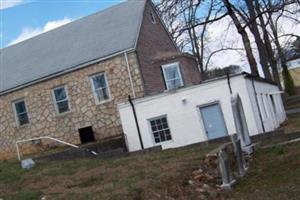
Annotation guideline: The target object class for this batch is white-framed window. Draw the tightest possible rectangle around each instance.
[90,73,110,104]
[162,62,184,90]
[150,12,156,24]
[52,85,70,114]
[149,116,172,144]
[13,99,29,126]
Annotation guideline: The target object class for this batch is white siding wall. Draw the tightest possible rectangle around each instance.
[118,75,286,152]
[246,79,286,133]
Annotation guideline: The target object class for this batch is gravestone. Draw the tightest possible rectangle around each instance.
[218,149,236,190]
[231,135,248,177]
[231,94,253,154]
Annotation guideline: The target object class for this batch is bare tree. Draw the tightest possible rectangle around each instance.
[222,0,259,76]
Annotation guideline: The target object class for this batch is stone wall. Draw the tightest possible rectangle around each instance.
[0,52,144,160]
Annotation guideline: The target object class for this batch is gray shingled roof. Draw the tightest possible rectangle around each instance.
[0,0,146,93]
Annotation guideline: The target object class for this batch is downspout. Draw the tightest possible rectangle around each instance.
[128,95,144,150]
[124,52,136,98]
[251,77,266,133]
[226,73,233,94]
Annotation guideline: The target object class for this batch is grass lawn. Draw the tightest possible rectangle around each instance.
[283,113,300,133]
[1,141,300,200]
[226,142,300,200]
[0,111,299,199]
[0,144,217,200]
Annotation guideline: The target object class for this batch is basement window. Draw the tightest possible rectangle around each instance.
[52,85,70,114]
[162,62,184,90]
[90,73,110,104]
[149,116,172,144]
[13,99,29,126]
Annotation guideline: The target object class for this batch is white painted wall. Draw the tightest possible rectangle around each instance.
[246,79,286,133]
[118,74,286,152]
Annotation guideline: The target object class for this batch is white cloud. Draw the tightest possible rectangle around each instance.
[0,0,23,10]
[9,17,72,45]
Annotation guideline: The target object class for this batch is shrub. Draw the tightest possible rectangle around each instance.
[282,65,295,96]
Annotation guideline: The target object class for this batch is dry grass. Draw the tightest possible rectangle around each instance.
[282,113,300,133]
[1,104,300,199]
[0,144,217,200]
[225,142,300,200]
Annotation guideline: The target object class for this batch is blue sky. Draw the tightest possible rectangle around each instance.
[0,0,123,48]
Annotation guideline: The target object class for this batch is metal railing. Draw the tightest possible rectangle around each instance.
[15,136,81,161]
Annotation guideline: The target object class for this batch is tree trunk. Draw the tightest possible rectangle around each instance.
[267,9,295,95]
[222,0,259,76]
[254,0,282,89]
[244,0,272,80]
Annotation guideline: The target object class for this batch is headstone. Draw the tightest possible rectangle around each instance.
[218,149,236,190]
[21,158,35,169]
[231,93,253,154]
[231,135,248,177]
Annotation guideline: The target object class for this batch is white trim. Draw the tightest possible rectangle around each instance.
[0,48,135,96]
[12,98,29,127]
[52,85,71,115]
[89,72,112,105]
[124,52,136,98]
[161,62,184,90]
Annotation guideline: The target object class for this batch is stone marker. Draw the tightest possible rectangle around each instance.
[21,158,35,169]
[231,135,248,177]
[218,149,236,190]
[231,93,253,154]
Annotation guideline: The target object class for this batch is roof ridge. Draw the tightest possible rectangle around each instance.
[1,0,131,51]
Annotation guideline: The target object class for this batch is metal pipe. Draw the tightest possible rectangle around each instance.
[124,52,136,98]
[128,95,144,150]
[226,73,233,94]
[15,136,80,161]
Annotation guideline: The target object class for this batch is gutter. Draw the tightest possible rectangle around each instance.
[128,95,144,150]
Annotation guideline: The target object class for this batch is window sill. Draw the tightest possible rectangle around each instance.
[164,86,185,93]
[55,110,72,117]
[95,98,113,106]
[15,123,30,129]
[155,139,174,146]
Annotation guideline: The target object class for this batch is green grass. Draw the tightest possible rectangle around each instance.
[1,127,300,199]
[226,142,300,200]
[1,142,299,200]
[0,144,217,200]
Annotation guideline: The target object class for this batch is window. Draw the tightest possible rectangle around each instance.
[13,99,29,126]
[149,116,172,144]
[53,85,70,114]
[90,73,110,104]
[162,62,184,90]
[150,12,156,24]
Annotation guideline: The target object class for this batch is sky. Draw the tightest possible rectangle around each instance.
[0,0,299,73]
[0,0,123,48]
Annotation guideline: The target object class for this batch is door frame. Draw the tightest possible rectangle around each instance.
[197,101,229,140]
